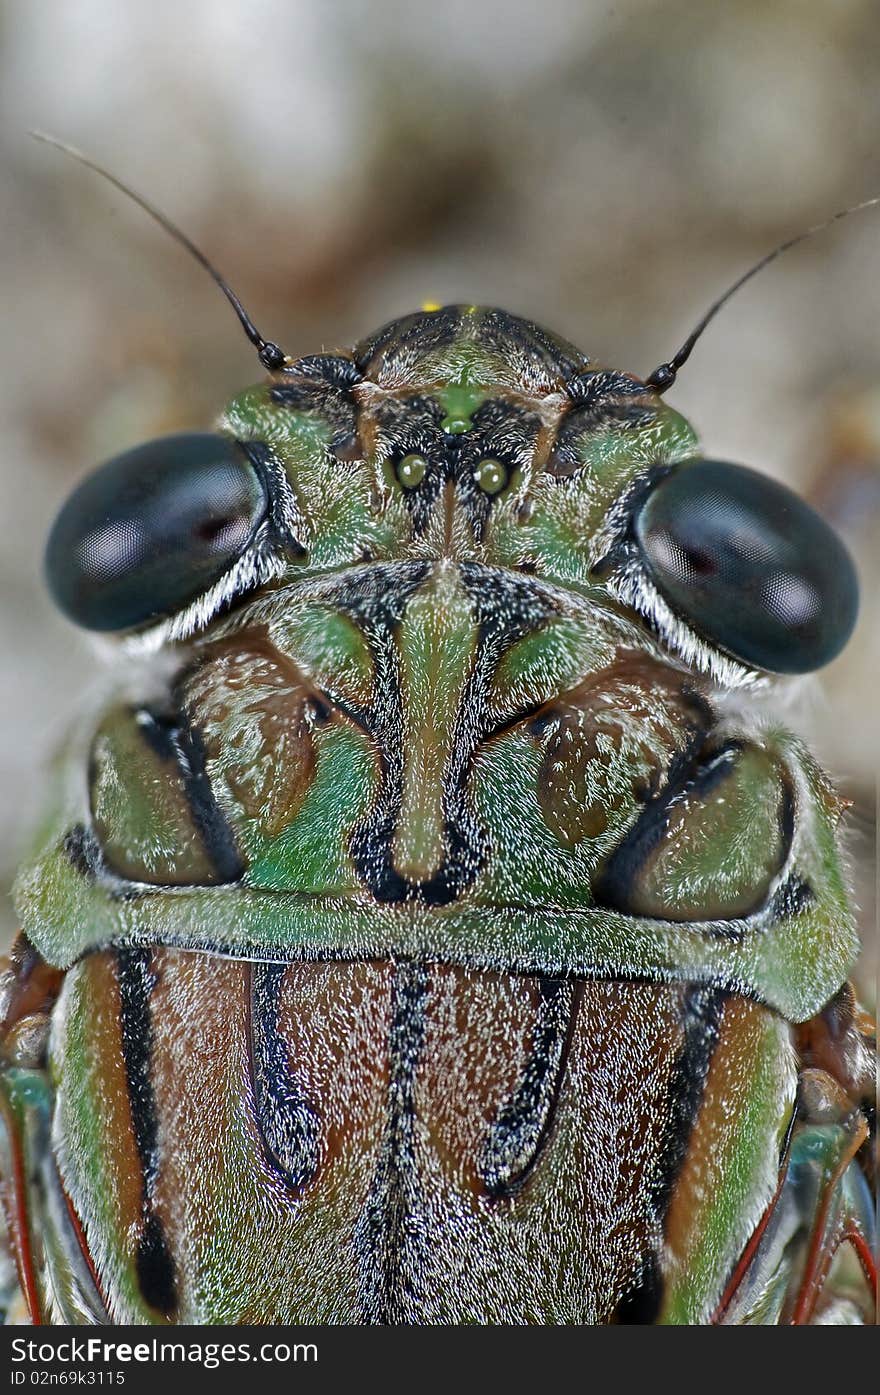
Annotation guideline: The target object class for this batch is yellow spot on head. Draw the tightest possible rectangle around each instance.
[421,301,441,313]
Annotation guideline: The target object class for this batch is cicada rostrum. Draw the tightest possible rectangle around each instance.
[0,152,876,1325]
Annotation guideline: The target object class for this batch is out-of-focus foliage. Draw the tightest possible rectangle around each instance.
[0,1,877,992]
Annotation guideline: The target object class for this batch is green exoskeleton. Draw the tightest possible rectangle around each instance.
[0,155,876,1324]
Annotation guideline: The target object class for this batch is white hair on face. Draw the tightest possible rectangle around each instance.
[605,555,764,690]
[120,522,287,655]
[119,438,311,656]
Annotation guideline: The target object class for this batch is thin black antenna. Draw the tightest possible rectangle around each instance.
[32,131,288,371]
[645,195,880,392]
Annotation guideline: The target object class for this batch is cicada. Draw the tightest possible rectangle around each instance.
[0,151,876,1324]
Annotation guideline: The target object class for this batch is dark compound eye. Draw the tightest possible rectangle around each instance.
[45,433,268,632]
[634,459,859,673]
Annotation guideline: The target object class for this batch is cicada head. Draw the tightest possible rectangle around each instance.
[8,297,869,1327]
[26,304,860,1021]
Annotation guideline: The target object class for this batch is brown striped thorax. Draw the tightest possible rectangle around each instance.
[2,304,875,1325]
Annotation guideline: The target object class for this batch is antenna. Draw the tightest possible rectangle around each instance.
[645,195,880,392]
[32,131,288,371]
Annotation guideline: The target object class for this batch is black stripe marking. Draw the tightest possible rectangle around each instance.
[654,985,728,1219]
[340,564,483,905]
[62,824,103,880]
[343,562,560,906]
[614,1250,664,1325]
[354,307,462,375]
[116,947,178,1319]
[138,707,245,884]
[769,874,814,919]
[269,356,360,458]
[248,963,321,1193]
[278,353,362,390]
[238,441,308,556]
[597,736,795,932]
[565,370,653,406]
[549,380,661,479]
[614,983,727,1325]
[355,961,429,1324]
[594,739,739,917]
[479,307,590,382]
[480,977,582,1200]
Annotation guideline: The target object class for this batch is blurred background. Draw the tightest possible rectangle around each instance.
[0,0,876,998]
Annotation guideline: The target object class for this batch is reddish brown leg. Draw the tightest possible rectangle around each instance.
[714,984,876,1326]
[0,934,64,1323]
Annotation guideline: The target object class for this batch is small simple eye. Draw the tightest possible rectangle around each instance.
[396,453,428,488]
[45,433,268,631]
[473,458,508,495]
[634,459,859,673]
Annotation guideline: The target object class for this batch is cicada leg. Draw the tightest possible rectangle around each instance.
[714,985,876,1325]
[0,934,98,1324]
[0,934,65,1323]
[0,1087,43,1324]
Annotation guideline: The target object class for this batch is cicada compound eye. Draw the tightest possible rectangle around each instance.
[44,432,268,632]
[633,458,859,673]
